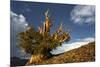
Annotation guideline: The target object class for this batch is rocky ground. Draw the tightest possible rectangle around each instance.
[11,42,95,66]
[40,42,95,64]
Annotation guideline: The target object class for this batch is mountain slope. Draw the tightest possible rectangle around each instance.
[11,42,95,66]
[40,42,95,64]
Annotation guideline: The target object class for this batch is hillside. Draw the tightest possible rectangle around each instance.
[40,42,95,64]
[11,42,95,66]
[11,57,28,66]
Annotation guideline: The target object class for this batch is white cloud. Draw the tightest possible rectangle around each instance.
[10,11,28,57]
[51,37,95,54]
[10,11,28,33]
[76,37,95,42]
[70,5,95,25]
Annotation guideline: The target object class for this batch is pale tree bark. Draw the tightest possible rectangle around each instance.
[26,54,46,65]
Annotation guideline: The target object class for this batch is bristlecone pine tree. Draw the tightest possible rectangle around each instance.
[18,10,70,65]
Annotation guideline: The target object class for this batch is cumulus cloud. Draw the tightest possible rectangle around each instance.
[10,11,28,33]
[51,37,95,54]
[70,5,95,25]
[10,11,28,57]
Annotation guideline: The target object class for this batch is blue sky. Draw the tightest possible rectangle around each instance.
[10,1,95,57]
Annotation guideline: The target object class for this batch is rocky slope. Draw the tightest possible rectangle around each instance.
[40,42,95,64]
[11,42,95,66]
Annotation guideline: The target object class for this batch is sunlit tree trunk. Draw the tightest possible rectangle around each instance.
[26,54,46,65]
[26,51,52,65]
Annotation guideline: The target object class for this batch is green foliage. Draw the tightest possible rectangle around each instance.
[18,27,64,55]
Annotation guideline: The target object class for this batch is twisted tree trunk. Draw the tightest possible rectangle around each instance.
[26,54,46,65]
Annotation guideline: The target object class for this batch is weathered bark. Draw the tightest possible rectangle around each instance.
[26,54,47,65]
